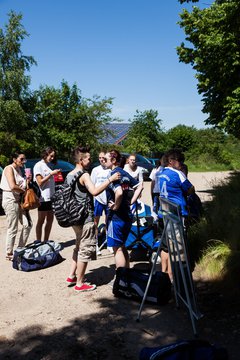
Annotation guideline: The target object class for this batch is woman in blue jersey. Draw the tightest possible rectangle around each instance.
[105,150,143,269]
[159,149,195,279]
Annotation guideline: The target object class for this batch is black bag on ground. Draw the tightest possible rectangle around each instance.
[113,267,172,305]
[139,339,228,360]
[51,170,88,227]
[12,240,63,271]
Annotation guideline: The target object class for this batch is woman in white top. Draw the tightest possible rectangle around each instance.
[123,154,144,182]
[0,152,32,260]
[33,147,60,242]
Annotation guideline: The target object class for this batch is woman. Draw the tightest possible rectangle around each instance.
[0,152,32,260]
[105,150,143,269]
[66,146,120,293]
[33,147,60,242]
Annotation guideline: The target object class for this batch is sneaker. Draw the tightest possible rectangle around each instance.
[74,283,97,292]
[66,276,77,285]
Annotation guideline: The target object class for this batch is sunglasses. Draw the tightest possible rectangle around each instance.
[19,157,26,162]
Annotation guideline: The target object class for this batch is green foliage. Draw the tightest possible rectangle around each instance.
[165,124,197,151]
[177,0,240,137]
[123,110,165,155]
[33,81,114,159]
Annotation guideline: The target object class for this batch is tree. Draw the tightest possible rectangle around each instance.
[166,125,197,151]
[177,0,240,137]
[33,81,114,159]
[123,110,165,155]
[0,11,36,160]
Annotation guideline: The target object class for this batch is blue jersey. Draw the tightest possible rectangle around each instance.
[159,167,193,216]
[106,167,139,221]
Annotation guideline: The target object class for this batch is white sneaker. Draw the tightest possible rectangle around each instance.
[107,246,114,254]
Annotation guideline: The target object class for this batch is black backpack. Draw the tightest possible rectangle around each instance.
[51,170,88,227]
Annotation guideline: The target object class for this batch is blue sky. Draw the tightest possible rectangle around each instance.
[0,0,212,130]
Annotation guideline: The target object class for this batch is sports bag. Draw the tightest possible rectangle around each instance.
[12,240,63,272]
[139,339,228,360]
[51,170,88,227]
[113,267,172,305]
[21,188,40,210]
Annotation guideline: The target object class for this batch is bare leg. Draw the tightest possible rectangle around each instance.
[76,261,88,286]
[36,211,46,241]
[113,246,129,269]
[43,210,54,241]
[160,250,169,272]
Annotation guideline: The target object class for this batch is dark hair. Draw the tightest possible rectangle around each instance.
[119,156,127,169]
[164,148,185,165]
[41,146,57,164]
[9,151,25,164]
[72,145,91,164]
[109,149,121,164]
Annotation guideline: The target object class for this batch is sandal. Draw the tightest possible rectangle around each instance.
[6,253,13,261]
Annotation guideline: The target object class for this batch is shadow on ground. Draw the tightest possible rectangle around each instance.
[0,277,239,360]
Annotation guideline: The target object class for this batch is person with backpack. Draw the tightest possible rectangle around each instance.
[65,146,120,293]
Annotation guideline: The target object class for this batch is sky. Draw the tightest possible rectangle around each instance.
[0,0,213,131]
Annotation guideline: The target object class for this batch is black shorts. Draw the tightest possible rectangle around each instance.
[38,201,52,211]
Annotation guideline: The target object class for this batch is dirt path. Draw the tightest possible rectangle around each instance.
[0,171,238,359]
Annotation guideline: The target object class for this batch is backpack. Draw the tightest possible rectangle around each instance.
[12,240,63,272]
[113,267,172,306]
[51,170,89,227]
[139,339,228,360]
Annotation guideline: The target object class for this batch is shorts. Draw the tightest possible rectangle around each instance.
[72,221,96,262]
[38,201,52,211]
[94,199,107,217]
[107,215,132,247]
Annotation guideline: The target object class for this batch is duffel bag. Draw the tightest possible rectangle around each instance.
[113,267,172,305]
[139,339,228,360]
[13,240,63,271]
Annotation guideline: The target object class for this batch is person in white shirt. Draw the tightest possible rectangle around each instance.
[124,154,144,182]
[91,151,112,254]
[33,147,60,242]
[0,152,32,260]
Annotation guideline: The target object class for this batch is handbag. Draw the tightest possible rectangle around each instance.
[21,186,40,210]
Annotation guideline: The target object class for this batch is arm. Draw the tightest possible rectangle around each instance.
[5,166,25,193]
[108,186,123,211]
[130,181,144,204]
[81,172,120,196]
[187,185,195,195]
[36,169,60,187]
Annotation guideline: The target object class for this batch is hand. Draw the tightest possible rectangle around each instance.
[108,200,115,210]
[51,169,61,176]
[110,172,121,182]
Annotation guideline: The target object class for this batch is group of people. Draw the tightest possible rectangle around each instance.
[0,145,199,292]
[0,147,144,293]
[0,147,60,260]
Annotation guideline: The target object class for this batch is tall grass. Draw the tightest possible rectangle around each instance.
[188,171,240,288]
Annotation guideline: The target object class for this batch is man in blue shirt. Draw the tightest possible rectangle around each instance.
[159,149,195,279]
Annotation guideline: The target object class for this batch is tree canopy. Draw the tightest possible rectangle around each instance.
[177,0,240,137]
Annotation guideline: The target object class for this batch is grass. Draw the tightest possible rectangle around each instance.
[188,171,240,291]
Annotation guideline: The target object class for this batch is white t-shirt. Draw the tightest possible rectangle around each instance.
[33,160,55,202]
[123,164,144,182]
[90,164,111,205]
[150,166,164,193]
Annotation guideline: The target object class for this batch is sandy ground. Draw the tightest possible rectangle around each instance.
[0,171,238,360]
